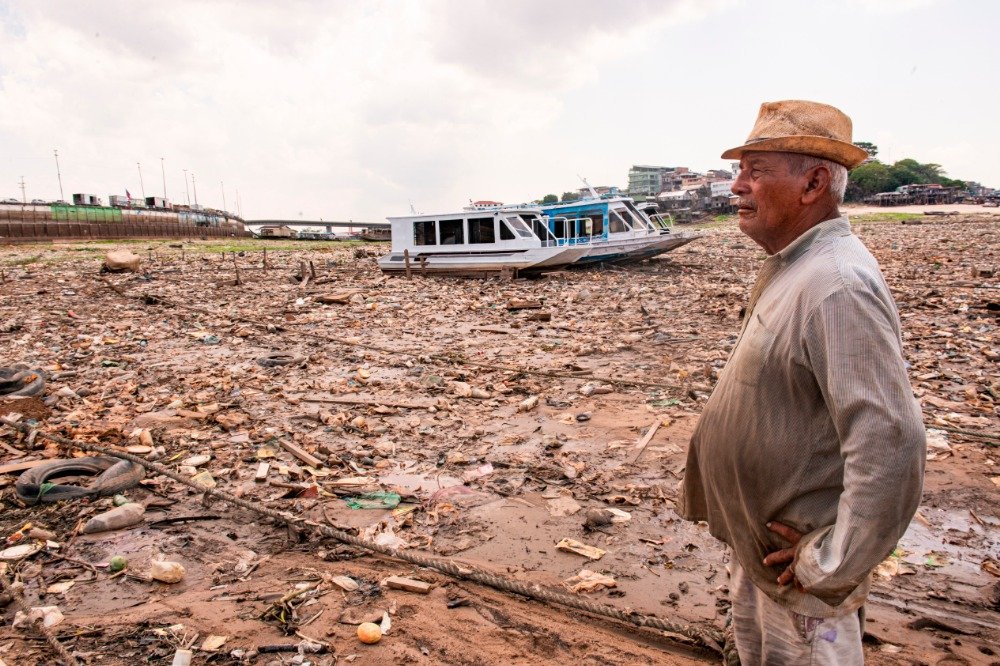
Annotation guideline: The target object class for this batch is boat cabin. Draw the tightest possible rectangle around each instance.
[387,208,557,253]
[539,197,658,245]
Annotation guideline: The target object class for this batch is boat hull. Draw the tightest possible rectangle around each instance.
[377,246,587,274]
[572,232,696,265]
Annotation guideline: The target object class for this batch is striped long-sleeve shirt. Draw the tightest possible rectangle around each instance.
[681,216,926,618]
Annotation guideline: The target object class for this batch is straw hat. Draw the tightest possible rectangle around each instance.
[721,100,868,169]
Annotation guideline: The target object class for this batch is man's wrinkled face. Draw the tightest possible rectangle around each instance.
[731,152,806,250]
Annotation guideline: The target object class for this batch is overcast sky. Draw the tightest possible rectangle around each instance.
[1,0,997,221]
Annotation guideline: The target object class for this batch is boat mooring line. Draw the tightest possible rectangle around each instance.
[0,417,723,656]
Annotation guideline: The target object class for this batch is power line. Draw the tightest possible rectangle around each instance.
[53,149,64,201]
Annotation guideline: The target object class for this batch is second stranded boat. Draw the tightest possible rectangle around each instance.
[377,207,589,275]
[537,193,695,264]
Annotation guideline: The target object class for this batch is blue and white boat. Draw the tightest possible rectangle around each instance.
[377,207,588,274]
[538,189,695,265]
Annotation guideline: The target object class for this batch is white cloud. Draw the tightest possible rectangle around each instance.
[0,0,732,218]
[841,0,939,14]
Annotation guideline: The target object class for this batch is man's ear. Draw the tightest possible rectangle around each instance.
[801,165,831,204]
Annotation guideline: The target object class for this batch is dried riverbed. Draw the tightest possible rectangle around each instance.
[1,214,998,665]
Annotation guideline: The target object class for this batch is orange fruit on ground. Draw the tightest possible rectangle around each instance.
[357,622,382,644]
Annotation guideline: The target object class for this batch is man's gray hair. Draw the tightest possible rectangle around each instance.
[783,154,848,204]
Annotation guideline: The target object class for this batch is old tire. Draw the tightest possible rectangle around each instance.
[16,456,145,505]
[0,365,46,397]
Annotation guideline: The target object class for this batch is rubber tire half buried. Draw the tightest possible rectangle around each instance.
[15,456,145,505]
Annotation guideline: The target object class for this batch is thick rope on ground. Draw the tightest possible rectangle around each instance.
[0,569,80,666]
[1,417,723,654]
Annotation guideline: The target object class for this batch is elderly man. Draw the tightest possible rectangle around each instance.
[681,100,925,664]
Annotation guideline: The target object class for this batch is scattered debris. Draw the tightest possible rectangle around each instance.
[102,250,141,273]
[81,502,145,534]
[357,621,382,644]
[563,569,617,594]
[556,538,606,561]
[385,575,432,594]
[150,559,186,583]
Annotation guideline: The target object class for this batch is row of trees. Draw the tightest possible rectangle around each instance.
[538,192,582,204]
[847,142,966,201]
[535,143,967,204]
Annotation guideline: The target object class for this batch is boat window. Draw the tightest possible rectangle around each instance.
[531,217,554,242]
[468,217,496,244]
[575,218,592,238]
[624,201,653,230]
[439,218,464,245]
[552,217,567,239]
[506,215,534,238]
[609,211,627,233]
[414,220,437,245]
[499,220,516,241]
[617,209,636,229]
[589,213,604,236]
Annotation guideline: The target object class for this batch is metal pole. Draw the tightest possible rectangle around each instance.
[191,173,198,206]
[137,162,146,199]
[183,169,190,206]
[221,180,227,212]
[160,157,166,200]
[54,149,64,201]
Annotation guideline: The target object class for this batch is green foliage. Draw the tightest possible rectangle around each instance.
[560,191,580,202]
[847,157,967,201]
[540,194,559,204]
[849,161,893,196]
[853,141,878,159]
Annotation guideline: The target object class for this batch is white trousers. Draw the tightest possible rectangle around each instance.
[730,560,863,665]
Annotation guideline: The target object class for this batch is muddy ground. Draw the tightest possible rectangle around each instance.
[0,212,998,666]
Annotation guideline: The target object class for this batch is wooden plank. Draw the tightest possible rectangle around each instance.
[255,462,270,482]
[631,420,662,464]
[0,459,46,475]
[277,440,325,469]
[506,299,542,311]
[385,576,432,594]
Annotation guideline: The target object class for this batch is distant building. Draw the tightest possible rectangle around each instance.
[72,193,102,206]
[145,196,171,209]
[259,225,296,238]
[709,181,735,197]
[627,165,675,196]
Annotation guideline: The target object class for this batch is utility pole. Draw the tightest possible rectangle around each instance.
[183,169,191,205]
[221,180,227,212]
[191,173,198,207]
[137,162,146,199]
[53,149,64,201]
[160,157,167,200]
[18,176,26,203]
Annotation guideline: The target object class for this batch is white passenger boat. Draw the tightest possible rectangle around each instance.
[538,193,696,264]
[377,207,589,274]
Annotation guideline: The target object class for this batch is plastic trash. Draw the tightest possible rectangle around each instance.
[346,492,401,510]
[81,503,145,534]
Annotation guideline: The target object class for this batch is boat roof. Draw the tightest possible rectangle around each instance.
[387,207,542,222]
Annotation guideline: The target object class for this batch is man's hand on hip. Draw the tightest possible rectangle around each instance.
[763,521,805,590]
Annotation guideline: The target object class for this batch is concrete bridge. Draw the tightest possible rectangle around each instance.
[245,219,389,230]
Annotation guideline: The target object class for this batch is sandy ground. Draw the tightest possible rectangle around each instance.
[0,215,998,665]
[843,202,1000,216]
